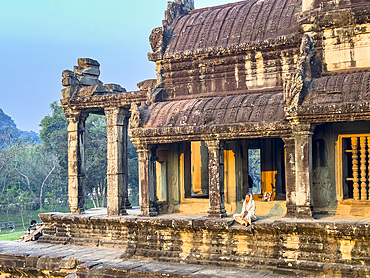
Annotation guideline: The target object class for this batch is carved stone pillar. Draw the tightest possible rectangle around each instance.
[293,124,314,218]
[205,140,227,218]
[137,145,158,216]
[282,136,296,217]
[66,110,88,214]
[105,107,130,216]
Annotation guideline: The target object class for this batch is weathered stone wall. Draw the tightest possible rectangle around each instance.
[38,213,370,277]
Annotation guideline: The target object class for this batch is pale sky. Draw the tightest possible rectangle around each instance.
[0,0,237,132]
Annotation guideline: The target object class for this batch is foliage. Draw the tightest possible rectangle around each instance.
[0,142,63,216]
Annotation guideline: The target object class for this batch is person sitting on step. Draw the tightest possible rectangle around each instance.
[233,193,257,227]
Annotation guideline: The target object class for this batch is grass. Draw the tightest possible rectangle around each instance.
[0,231,24,241]
[0,205,70,229]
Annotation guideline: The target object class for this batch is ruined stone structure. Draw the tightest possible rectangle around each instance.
[2,0,370,277]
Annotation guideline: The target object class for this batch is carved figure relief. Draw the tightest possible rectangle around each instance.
[284,72,304,106]
[129,103,141,128]
[284,34,322,107]
[164,0,194,28]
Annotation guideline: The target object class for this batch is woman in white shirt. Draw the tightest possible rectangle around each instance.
[233,193,257,226]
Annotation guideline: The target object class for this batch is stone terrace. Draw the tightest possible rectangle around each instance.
[29,208,370,277]
[0,241,296,278]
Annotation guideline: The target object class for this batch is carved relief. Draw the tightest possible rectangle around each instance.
[313,168,334,207]
[284,34,322,107]
[164,0,194,28]
[284,73,304,106]
[129,103,141,129]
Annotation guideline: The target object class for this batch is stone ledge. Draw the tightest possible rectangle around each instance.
[0,241,295,278]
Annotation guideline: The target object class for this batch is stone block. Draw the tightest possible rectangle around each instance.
[105,83,126,93]
[78,58,100,69]
[60,256,78,269]
[137,79,157,91]
[62,70,75,78]
[62,87,73,99]
[74,66,100,77]
[94,85,109,94]
[62,77,79,87]
[78,76,100,86]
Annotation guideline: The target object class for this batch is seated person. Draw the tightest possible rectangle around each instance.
[28,220,42,240]
[28,220,37,232]
[233,193,257,227]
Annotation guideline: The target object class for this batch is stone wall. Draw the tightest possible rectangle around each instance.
[38,213,370,277]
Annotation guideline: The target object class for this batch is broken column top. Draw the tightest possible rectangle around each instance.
[78,58,100,68]
[61,58,127,99]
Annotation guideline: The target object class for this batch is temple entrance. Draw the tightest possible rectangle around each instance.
[243,138,286,201]
[180,141,209,199]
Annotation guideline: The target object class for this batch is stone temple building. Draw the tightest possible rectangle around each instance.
[1,0,370,277]
[61,0,370,220]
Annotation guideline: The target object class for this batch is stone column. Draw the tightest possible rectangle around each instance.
[282,136,296,217]
[137,145,158,216]
[205,140,227,218]
[66,110,88,214]
[105,107,130,216]
[293,124,314,218]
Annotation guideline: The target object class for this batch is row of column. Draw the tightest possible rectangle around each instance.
[66,107,131,215]
[137,140,227,218]
[137,125,315,219]
[67,105,315,218]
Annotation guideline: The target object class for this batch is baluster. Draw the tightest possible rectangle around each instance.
[351,137,360,200]
[367,137,370,200]
[360,137,367,200]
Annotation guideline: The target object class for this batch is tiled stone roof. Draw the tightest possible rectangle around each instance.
[164,0,301,58]
[143,93,285,128]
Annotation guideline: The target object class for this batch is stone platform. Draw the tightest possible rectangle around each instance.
[29,208,370,277]
[0,241,295,277]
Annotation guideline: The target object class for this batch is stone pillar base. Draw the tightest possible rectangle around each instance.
[70,207,84,215]
[107,208,128,216]
[207,207,227,218]
[284,205,313,219]
[141,206,158,217]
[125,193,132,209]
